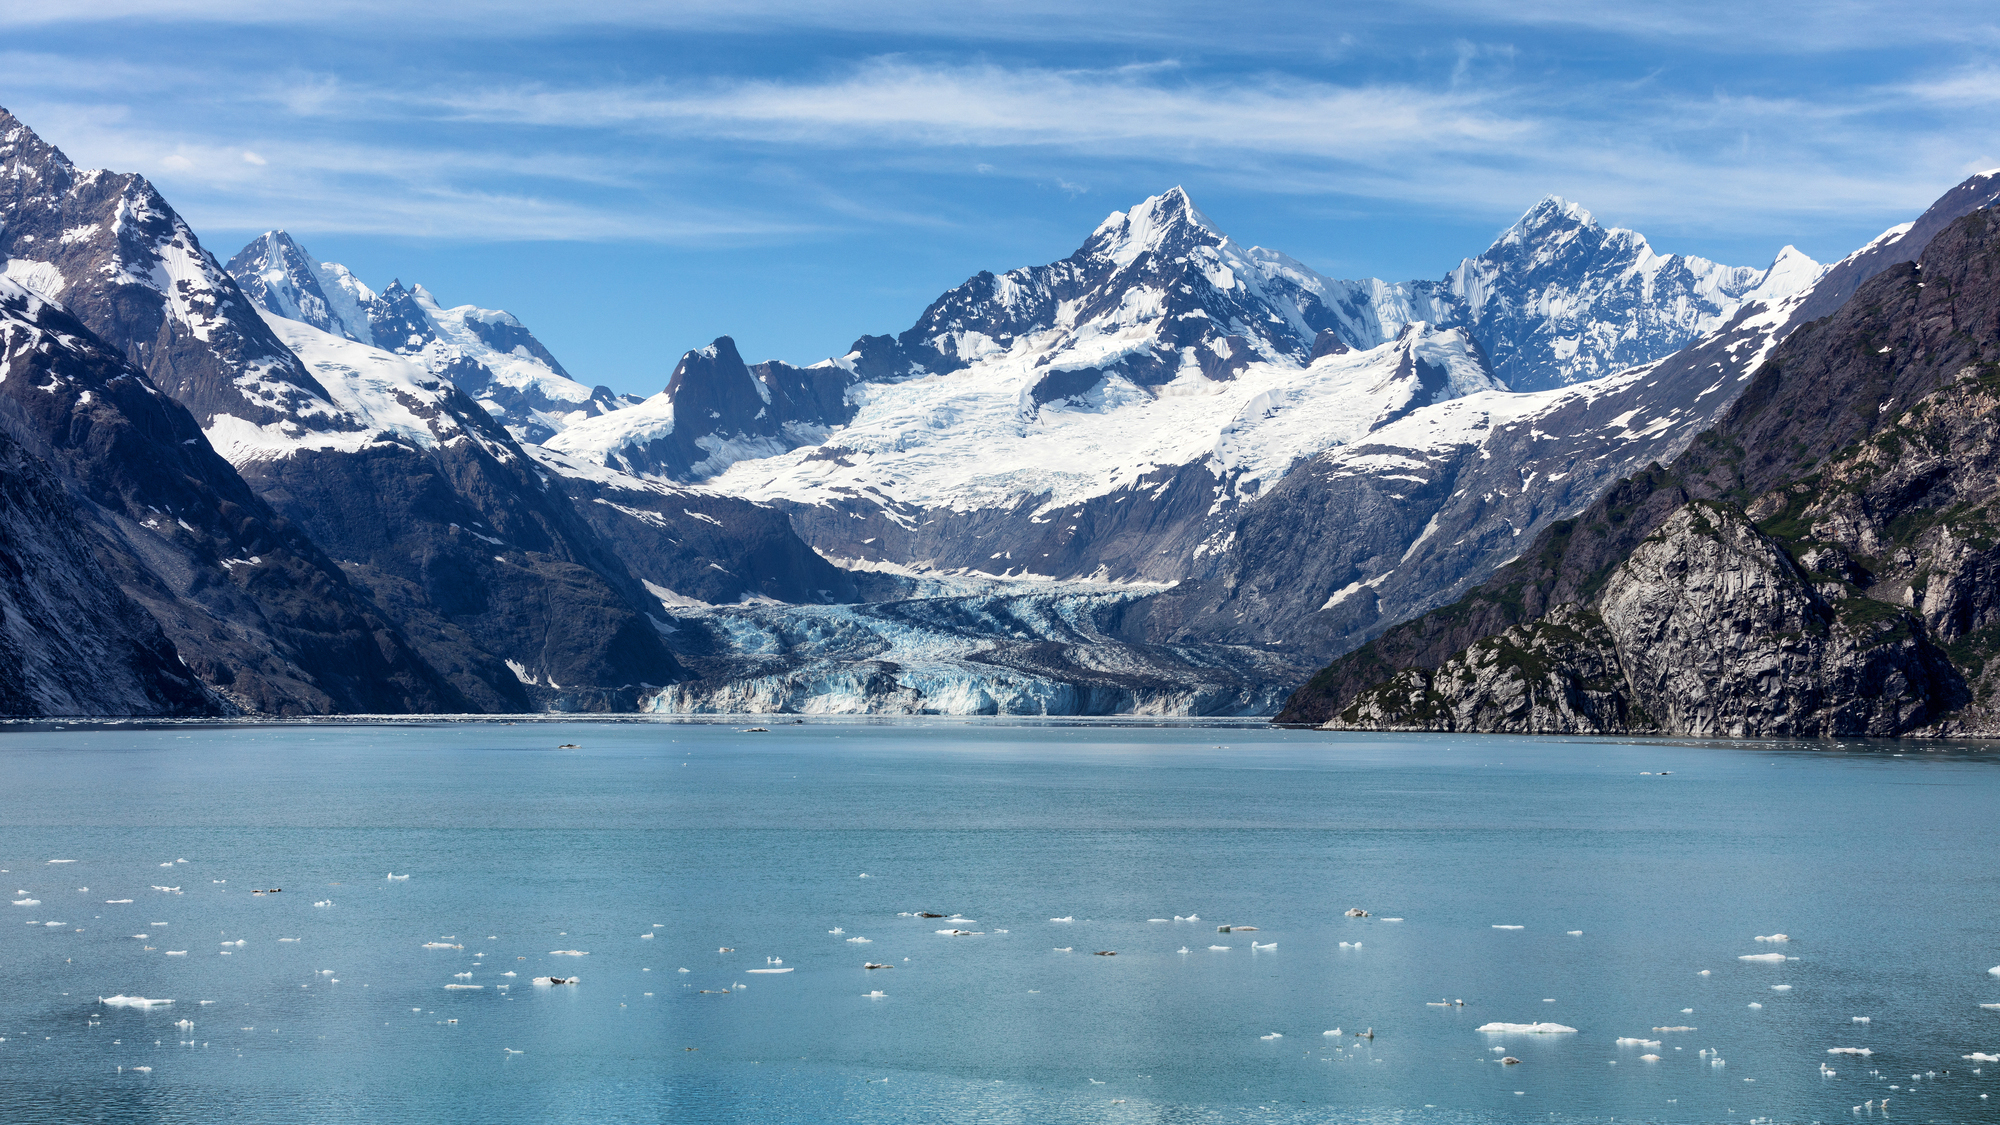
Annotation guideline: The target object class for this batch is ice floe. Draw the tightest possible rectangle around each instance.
[1477,1023,1577,1034]
[100,996,172,1008]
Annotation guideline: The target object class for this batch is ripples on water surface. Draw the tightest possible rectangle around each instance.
[0,720,1995,1124]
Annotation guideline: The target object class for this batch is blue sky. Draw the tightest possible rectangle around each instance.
[5,1,2000,396]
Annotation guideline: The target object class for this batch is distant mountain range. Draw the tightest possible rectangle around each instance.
[5,101,1997,722]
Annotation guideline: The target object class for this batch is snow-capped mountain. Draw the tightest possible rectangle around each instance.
[555,186,1811,601]
[0,100,1943,719]
[1421,198,1819,391]
[227,310,686,711]
[227,232,632,444]
[543,336,855,481]
[0,108,683,710]
[846,187,1360,389]
[0,271,463,715]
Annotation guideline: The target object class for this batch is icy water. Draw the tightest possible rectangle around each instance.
[0,721,1996,1124]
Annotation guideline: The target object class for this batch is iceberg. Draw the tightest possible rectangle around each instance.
[1477,1022,1578,1034]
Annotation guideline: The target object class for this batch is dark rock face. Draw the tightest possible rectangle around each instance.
[1295,205,2000,737]
[0,279,465,714]
[524,445,880,608]
[0,412,212,717]
[237,317,686,712]
[1787,170,2000,325]
[1332,606,1643,734]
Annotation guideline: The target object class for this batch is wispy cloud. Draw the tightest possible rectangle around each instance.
[5,18,1997,252]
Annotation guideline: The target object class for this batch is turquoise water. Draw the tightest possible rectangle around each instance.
[0,720,1996,1124]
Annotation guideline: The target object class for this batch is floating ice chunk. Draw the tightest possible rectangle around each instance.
[1477,1022,1577,1034]
[1980,1003,2000,1010]
[532,976,578,985]
[1251,942,1276,950]
[1568,930,1583,935]
[104,899,132,904]
[12,899,38,906]
[1210,945,1230,950]
[386,873,409,881]
[1828,1047,1873,1056]
[1323,1029,1341,1036]
[1747,1003,1763,1009]
[453,972,473,979]
[1653,1025,1696,1032]
[101,996,172,1008]
[422,942,461,950]
[1617,1038,1662,1047]
[313,900,332,908]
[1852,1016,1870,1022]
[1053,947,1072,952]
[678,968,689,973]
[444,984,483,990]
[1148,919,1169,923]
[846,937,872,943]
[1738,953,1789,962]
[1990,965,2000,977]
[1492,925,1524,930]
[1640,1053,1662,1061]
[1382,918,1404,922]
[1698,969,1711,975]
[548,950,588,956]
[747,968,793,974]
[174,1019,192,1030]
[278,937,299,943]
[1260,1032,1283,1040]
[165,950,186,956]
[1050,917,1073,923]
[1771,984,1792,991]
[865,990,885,998]
[935,930,982,936]
[47,859,75,864]
[1753,934,1789,942]
[1964,1053,2000,1062]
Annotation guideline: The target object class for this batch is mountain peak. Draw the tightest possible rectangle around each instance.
[0,106,76,177]
[1507,195,1598,240]
[1087,186,1224,267]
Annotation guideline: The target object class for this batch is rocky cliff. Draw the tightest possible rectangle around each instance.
[1302,205,2000,737]
[0,278,464,714]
